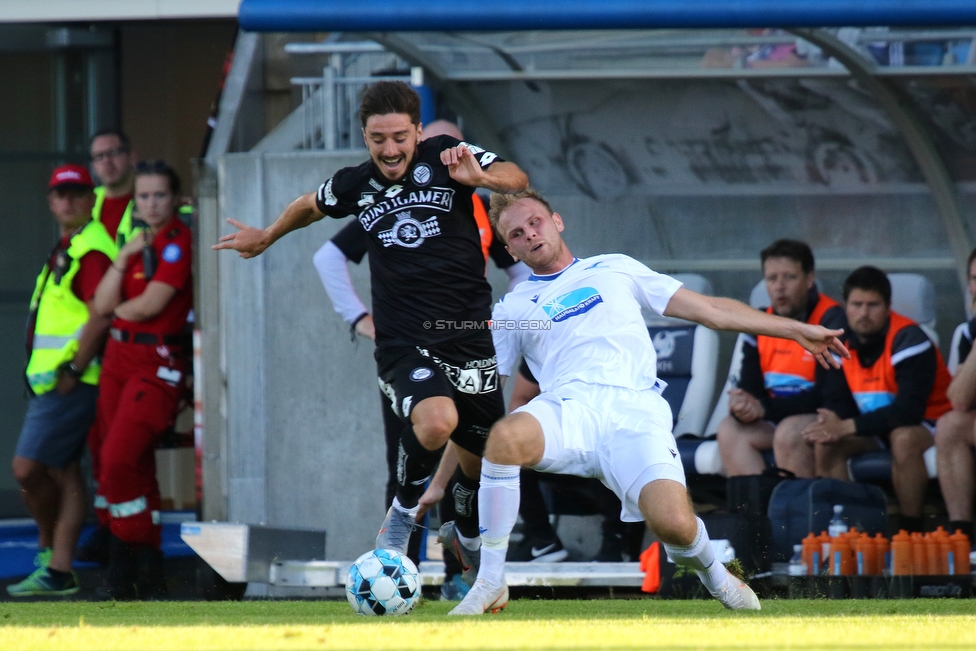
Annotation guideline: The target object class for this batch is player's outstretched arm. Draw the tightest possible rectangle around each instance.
[440,145,528,193]
[212,192,323,259]
[663,288,849,368]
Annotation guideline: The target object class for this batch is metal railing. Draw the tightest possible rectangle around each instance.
[285,29,976,148]
[286,42,420,150]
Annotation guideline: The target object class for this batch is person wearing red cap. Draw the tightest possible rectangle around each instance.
[7,164,115,597]
[88,160,193,599]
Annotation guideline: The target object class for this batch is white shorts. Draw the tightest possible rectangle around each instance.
[514,383,686,523]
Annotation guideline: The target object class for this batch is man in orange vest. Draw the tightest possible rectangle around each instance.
[934,248,976,541]
[716,240,846,477]
[797,266,951,532]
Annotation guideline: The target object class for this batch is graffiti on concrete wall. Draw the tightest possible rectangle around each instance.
[484,78,970,201]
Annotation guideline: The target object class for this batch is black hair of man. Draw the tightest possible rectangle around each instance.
[90,128,131,150]
[760,239,815,275]
[967,247,976,273]
[843,265,891,305]
[358,81,421,128]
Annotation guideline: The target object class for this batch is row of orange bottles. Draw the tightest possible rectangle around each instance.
[890,528,970,576]
[800,528,970,576]
[800,529,876,576]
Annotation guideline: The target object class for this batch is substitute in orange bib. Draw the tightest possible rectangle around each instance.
[716,240,847,477]
[89,161,192,599]
[794,266,951,532]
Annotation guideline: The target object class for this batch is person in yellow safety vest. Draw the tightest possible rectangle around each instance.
[7,165,116,598]
[90,129,137,248]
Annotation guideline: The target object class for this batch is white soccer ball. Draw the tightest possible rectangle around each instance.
[345,548,421,616]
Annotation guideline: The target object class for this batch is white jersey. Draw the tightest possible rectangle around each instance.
[491,254,682,394]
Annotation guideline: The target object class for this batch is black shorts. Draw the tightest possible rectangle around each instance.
[375,333,505,456]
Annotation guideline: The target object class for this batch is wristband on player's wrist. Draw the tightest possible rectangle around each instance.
[350,312,369,342]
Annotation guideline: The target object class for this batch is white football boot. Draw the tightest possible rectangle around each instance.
[706,568,761,610]
[447,579,509,615]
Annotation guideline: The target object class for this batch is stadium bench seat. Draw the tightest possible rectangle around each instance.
[647,273,718,438]
[676,279,777,481]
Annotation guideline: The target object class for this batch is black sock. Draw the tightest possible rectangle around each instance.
[901,515,924,533]
[519,470,555,538]
[948,520,973,538]
[439,477,463,578]
[452,467,480,539]
[395,425,444,509]
[46,567,71,583]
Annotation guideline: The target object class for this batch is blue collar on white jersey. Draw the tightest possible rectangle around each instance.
[528,258,579,282]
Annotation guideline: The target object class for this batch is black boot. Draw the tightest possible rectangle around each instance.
[135,547,168,600]
[96,534,137,600]
[75,525,111,566]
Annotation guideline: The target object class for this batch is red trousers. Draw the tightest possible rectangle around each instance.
[88,339,183,548]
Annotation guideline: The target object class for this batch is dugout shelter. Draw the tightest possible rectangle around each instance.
[195,1,976,563]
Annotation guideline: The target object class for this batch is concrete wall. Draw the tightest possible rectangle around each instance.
[217,151,389,560]
[212,150,518,559]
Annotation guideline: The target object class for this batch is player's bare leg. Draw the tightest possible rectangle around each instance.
[641,480,760,611]
[772,414,818,477]
[815,436,878,481]
[935,410,976,525]
[889,425,934,521]
[716,417,773,477]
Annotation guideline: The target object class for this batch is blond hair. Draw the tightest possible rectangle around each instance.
[487,188,553,239]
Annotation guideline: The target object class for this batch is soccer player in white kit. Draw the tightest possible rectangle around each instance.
[448,189,849,615]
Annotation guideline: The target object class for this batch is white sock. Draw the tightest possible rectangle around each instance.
[391,497,418,517]
[457,531,480,552]
[662,517,727,593]
[477,460,521,585]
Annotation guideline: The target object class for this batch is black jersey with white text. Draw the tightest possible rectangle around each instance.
[314,135,503,347]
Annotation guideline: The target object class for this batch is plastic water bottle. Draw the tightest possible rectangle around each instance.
[828,504,848,538]
[788,544,807,576]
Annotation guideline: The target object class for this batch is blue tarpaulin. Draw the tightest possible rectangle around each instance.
[239,0,976,32]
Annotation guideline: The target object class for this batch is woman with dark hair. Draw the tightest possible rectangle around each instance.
[89,161,193,599]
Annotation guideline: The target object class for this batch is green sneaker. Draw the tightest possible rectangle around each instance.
[6,567,80,597]
[35,548,53,569]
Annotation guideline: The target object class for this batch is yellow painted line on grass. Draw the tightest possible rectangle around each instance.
[3,614,976,651]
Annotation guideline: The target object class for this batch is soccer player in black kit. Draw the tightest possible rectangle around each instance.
[214,82,529,578]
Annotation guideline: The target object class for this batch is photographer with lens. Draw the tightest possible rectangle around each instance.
[88,160,193,600]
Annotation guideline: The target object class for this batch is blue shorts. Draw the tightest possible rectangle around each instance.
[14,384,98,469]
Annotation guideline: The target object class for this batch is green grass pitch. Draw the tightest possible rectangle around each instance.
[1,599,974,650]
